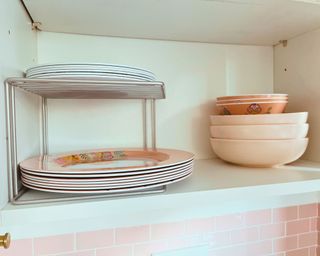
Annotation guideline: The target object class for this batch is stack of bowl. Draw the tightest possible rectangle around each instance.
[216,94,288,115]
[210,94,309,167]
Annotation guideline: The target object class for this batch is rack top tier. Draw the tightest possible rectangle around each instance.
[6,78,165,99]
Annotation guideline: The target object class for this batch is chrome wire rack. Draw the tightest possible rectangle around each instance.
[4,78,166,205]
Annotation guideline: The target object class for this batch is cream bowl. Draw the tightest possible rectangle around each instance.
[210,124,309,140]
[210,138,308,167]
[210,112,308,125]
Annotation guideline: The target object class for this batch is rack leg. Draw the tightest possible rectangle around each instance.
[10,86,18,196]
[142,99,147,150]
[4,81,14,201]
[41,97,48,155]
[151,99,156,150]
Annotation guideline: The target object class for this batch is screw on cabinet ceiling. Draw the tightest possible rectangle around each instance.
[279,40,288,47]
[32,22,42,31]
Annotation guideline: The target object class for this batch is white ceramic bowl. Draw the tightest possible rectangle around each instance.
[210,124,308,140]
[210,138,308,167]
[210,112,308,125]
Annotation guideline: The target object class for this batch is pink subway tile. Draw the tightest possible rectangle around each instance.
[299,204,318,218]
[186,217,214,235]
[286,248,309,256]
[206,231,230,249]
[309,246,317,256]
[96,245,132,256]
[215,213,244,231]
[273,236,298,253]
[273,206,298,223]
[0,239,33,256]
[52,251,95,256]
[34,233,74,255]
[230,227,259,244]
[245,209,271,226]
[310,218,318,231]
[151,221,185,240]
[286,219,310,236]
[298,232,318,247]
[134,241,167,256]
[76,229,114,250]
[260,223,285,239]
[246,240,272,255]
[116,225,149,244]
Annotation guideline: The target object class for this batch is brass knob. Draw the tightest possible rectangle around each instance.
[0,233,11,249]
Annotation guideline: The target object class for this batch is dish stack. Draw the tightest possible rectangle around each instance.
[19,148,194,194]
[210,94,309,167]
[25,63,156,81]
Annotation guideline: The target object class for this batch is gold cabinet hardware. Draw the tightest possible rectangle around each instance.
[0,233,11,249]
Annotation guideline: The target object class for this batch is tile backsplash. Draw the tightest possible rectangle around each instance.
[1,203,318,256]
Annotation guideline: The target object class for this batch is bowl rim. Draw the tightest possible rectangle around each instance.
[217,97,288,103]
[210,137,309,142]
[216,101,288,106]
[210,112,308,118]
[217,94,288,99]
[210,123,309,128]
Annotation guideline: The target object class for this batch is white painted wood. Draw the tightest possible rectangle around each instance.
[37,31,273,159]
[23,0,320,45]
[1,159,320,239]
[274,27,320,162]
[0,0,38,211]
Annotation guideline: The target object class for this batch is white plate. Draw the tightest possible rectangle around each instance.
[20,161,193,184]
[27,74,154,82]
[22,172,192,194]
[20,158,193,178]
[26,63,155,77]
[26,69,155,80]
[19,148,194,175]
[21,167,192,189]
[26,70,155,79]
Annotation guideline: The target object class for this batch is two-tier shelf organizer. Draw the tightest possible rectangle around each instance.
[4,78,166,205]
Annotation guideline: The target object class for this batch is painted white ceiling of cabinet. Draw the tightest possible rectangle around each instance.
[23,0,320,45]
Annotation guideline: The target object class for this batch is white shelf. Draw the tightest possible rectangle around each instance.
[2,158,320,239]
[23,0,320,45]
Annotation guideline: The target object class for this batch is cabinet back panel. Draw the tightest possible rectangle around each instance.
[38,32,273,159]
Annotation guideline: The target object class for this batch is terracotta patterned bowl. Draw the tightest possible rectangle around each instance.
[217,94,288,101]
[216,98,288,104]
[216,101,287,115]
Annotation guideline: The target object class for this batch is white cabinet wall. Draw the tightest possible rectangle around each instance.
[0,0,38,210]
[37,32,273,159]
[274,27,320,162]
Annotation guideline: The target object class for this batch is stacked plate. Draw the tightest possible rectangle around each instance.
[25,63,156,81]
[19,148,194,194]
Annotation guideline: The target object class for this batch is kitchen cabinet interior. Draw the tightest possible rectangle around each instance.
[2,0,320,246]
